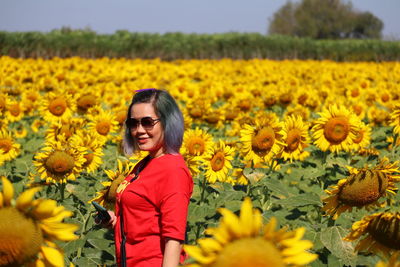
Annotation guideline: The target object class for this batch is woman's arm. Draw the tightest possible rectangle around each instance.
[162,238,183,267]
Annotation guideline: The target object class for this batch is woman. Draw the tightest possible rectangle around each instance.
[106,89,193,267]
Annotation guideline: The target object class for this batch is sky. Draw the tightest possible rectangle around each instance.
[1,0,399,39]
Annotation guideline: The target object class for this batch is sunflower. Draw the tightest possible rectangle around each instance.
[0,176,78,267]
[89,159,136,210]
[4,100,25,122]
[351,121,372,152]
[69,130,104,173]
[184,197,317,267]
[39,92,75,123]
[45,117,86,142]
[203,140,235,184]
[76,92,99,114]
[311,104,360,153]
[322,158,400,220]
[21,88,41,115]
[0,129,21,162]
[280,115,310,162]
[13,123,28,139]
[181,128,214,158]
[33,138,86,184]
[284,104,310,122]
[185,97,211,122]
[376,252,400,267]
[86,109,119,143]
[240,116,285,165]
[0,92,8,115]
[389,104,400,135]
[31,118,47,133]
[368,106,390,127]
[344,212,400,259]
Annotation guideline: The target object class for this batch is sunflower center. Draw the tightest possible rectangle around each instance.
[285,128,302,152]
[238,99,251,111]
[352,105,363,116]
[96,121,111,136]
[211,151,225,171]
[9,103,21,117]
[211,237,284,267]
[0,207,43,266]
[48,97,67,116]
[77,94,97,112]
[367,213,400,250]
[187,137,205,155]
[225,108,238,120]
[189,107,203,118]
[381,93,390,103]
[45,151,75,175]
[0,138,12,153]
[324,116,350,144]
[205,113,220,124]
[338,170,388,207]
[252,127,275,153]
[279,93,292,106]
[351,88,359,98]
[106,174,126,203]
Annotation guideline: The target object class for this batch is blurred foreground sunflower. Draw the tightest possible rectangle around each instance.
[184,198,317,267]
[322,158,400,220]
[344,212,400,259]
[0,176,78,267]
[89,159,136,210]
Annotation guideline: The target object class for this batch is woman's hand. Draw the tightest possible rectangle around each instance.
[95,210,116,229]
[162,238,183,267]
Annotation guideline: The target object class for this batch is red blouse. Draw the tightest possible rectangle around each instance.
[114,154,193,267]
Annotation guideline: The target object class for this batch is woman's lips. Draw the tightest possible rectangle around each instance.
[137,137,148,144]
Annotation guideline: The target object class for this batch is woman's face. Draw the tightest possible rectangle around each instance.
[130,103,165,157]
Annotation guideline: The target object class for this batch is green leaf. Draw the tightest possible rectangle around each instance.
[320,226,357,267]
[273,192,322,207]
[260,178,290,198]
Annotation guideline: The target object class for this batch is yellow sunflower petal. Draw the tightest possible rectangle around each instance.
[41,245,65,267]
[283,251,319,265]
[1,176,14,205]
[16,187,42,211]
[218,208,241,238]
[184,245,216,264]
[239,197,254,237]
[33,199,58,219]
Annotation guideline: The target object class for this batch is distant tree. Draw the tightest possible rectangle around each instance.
[268,0,383,39]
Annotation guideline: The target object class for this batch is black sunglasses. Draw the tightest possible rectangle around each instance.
[125,117,160,130]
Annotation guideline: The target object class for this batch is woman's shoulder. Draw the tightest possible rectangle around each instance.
[152,154,191,176]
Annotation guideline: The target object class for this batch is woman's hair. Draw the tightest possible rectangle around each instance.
[122,89,184,156]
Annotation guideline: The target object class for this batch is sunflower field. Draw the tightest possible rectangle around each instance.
[1,56,400,267]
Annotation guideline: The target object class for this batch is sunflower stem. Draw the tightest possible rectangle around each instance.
[199,175,207,204]
[58,182,66,202]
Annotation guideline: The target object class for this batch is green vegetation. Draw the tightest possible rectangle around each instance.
[269,0,383,39]
[1,29,399,61]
